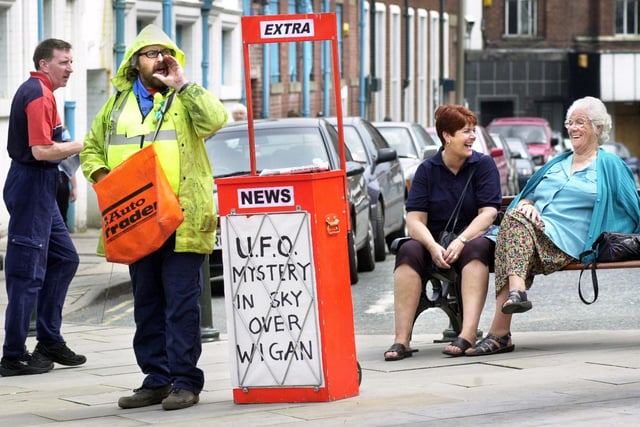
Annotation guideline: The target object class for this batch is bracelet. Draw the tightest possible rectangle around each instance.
[519,200,533,207]
[458,235,468,244]
[178,81,192,94]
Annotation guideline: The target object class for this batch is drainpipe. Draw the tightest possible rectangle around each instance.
[456,0,465,105]
[301,0,313,117]
[64,101,76,232]
[201,0,212,89]
[369,1,376,120]
[262,1,270,118]
[403,0,410,120]
[162,0,173,38]
[439,0,444,105]
[359,0,366,117]
[322,0,330,117]
[114,0,126,68]
[37,0,44,41]
[241,0,251,104]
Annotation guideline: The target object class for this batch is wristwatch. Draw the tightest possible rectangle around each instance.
[458,235,468,244]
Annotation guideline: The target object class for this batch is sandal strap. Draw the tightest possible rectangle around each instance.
[476,333,511,353]
[506,290,528,303]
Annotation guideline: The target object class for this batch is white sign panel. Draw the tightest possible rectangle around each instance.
[222,211,323,387]
[259,19,315,39]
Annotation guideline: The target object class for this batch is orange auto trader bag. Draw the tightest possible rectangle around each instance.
[93,144,184,264]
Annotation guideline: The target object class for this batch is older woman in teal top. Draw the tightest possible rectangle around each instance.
[467,96,640,356]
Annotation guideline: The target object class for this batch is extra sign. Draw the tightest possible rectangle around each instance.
[241,13,337,44]
[260,18,314,39]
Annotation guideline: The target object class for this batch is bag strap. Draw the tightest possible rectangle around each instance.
[577,249,599,305]
[443,166,476,233]
[151,91,176,143]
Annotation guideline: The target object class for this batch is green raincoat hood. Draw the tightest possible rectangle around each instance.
[112,24,185,92]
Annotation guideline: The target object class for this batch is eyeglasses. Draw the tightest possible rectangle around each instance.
[138,48,175,59]
[564,118,591,129]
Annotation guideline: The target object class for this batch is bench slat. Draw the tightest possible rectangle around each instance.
[563,260,640,270]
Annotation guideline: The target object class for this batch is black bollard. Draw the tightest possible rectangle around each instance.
[200,254,220,342]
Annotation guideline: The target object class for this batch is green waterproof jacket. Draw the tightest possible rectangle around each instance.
[81,24,228,256]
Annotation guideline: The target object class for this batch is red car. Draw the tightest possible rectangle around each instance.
[487,117,558,168]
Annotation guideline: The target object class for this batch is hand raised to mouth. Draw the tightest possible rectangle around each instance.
[153,54,186,91]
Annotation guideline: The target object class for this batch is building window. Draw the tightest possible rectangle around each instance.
[505,0,536,36]
[221,29,231,85]
[616,0,640,34]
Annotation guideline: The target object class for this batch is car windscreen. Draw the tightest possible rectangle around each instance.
[377,127,418,158]
[206,127,332,178]
[489,125,547,145]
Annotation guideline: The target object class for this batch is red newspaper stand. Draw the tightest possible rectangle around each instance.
[216,13,359,404]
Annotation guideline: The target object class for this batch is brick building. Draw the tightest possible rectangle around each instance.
[466,0,640,155]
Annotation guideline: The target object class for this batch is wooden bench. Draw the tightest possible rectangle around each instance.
[390,195,640,336]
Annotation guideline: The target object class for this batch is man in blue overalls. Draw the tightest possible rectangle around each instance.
[1,39,86,377]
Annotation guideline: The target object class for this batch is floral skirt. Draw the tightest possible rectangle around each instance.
[494,209,575,294]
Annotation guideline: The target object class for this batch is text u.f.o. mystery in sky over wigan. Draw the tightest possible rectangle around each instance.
[222,211,324,387]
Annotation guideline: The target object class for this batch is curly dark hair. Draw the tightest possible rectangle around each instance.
[125,54,140,82]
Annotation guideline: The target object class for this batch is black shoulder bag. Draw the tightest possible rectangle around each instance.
[578,232,640,304]
[432,167,476,283]
[438,167,476,249]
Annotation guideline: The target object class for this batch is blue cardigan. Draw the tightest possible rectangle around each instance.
[509,148,640,257]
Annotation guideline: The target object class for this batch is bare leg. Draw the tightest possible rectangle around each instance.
[487,284,514,337]
[384,264,422,359]
[443,260,488,355]
[465,285,515,356]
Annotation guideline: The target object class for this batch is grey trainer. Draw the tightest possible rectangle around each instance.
[161,388,200,410]
[118,385,172,409]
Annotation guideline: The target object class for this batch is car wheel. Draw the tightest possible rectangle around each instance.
[372,202,387,262]
[357,219,376,272]
[348,230,359,285]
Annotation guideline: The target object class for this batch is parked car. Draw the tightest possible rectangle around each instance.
[503,137,535,191]
[327,116,406,261]
[487,117,559,168]
[372,121,440,193]
[427,126,512,195]
[205,118,373,291]
[602,141,640,181]
[490,133,520,195]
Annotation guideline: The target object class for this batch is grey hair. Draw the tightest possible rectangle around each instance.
[566,96,612,145]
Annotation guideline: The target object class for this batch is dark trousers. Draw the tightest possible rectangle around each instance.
[129,235,205,393]
[2,161,79,358]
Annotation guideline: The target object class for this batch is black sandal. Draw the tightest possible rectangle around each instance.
[442,337,473,357]
[384,343,418,361]
[501,290,532,314]
[466,333,515,356]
